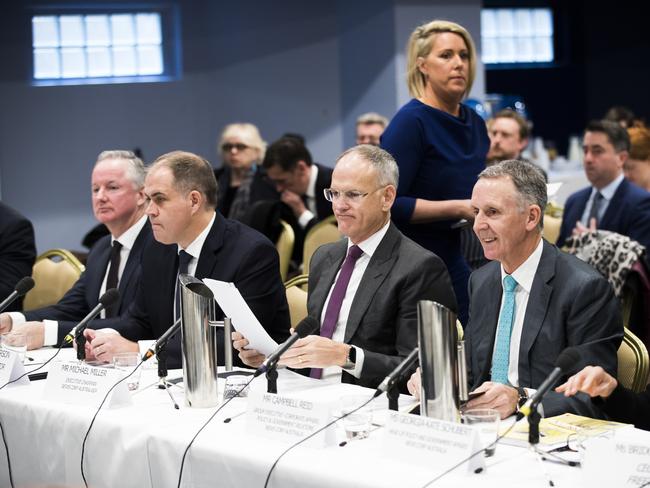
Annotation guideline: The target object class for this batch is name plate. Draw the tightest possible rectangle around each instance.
[383,411,485,474]
[43,361,131,408]
[583,429,650,487]
[0,348,28,387]
[246,392,333,447]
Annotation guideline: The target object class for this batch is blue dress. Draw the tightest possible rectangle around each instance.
[381,99,489,325]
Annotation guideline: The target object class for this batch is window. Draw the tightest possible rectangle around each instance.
[481,8,554,65]
[31,10,177,85]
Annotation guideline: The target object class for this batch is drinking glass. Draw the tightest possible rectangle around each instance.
[463,408,500,456]
[1,332,27,364]
[113,352,141,391]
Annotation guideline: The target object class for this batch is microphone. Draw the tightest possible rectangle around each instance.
[0,277,35,313]
[517,347,581,419]
[142,318,181,361]
[64,288,120,344]
[375,347,419,397]
[254,316,320,377]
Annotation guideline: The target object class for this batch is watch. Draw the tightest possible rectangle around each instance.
[517,386,529,408]
[342,345,356,370]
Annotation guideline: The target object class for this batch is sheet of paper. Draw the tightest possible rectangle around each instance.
[203,278,279,355]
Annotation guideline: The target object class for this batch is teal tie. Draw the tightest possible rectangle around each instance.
[491,275,518,384]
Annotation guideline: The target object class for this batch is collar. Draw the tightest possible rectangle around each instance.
[500,237,544,294]
[592,173,624,201]
[347,220,391,259]
[306,164,318,199]
[111,214,147,251]
[177,212,216,260]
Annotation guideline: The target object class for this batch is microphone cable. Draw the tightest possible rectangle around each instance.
[263,392,379,488]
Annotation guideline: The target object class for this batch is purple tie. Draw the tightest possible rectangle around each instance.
[311,245,364,379]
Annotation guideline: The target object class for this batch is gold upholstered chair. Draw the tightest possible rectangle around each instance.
[23,249,85,311]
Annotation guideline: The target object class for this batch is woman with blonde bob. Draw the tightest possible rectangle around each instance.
[215,122,278,221]
[381,20,489,325]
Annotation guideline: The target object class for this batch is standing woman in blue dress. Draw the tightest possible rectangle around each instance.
[381,20,489,325]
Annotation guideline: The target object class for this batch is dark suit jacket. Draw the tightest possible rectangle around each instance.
[119,212,290,368]
[600,383,650,430]
[558,179,650,264]
[0,202,36,311]
[214,165,279,219]
[307,222,457,389]
[24,221,151,343]
[465,240,623,417]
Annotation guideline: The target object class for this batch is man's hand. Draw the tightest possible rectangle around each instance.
[12,321,45,350]
[84,329,138,364]
[232,331,265,368]
[0,313,12,334]
[555,365,618,399]
[278,335,348,369]
[280,190,306,218]
[464,381,518,419]
[407,367,421,399]
[572,217,597,237]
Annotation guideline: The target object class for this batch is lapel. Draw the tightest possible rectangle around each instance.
[311,240,347,323]
[571,188,591,225]
[344,224,400,343]
[118,220,150,299]
[88,237,112,299]
[314,164,333,220]
[517,241,555,381]
[600,178,627,229]
[474,265,503,384]
[195,212,225,279]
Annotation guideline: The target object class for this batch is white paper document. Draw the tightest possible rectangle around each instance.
[203,279,279,355]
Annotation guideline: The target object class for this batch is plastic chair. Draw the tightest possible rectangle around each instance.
[617,327,650,393]
[303,215,341,274]
[23,249,85,311]
[275,219,294,283]
[284,274,309,329]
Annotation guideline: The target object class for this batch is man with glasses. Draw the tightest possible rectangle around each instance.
[234,145,456,389]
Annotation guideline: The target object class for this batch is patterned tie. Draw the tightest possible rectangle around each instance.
[587,191,604,225]
[490,275,518,384]
[310,245,364,379]
[104,240,122,317]
[174,250,193,321]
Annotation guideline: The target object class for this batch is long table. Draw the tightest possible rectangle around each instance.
[0,349,584,488]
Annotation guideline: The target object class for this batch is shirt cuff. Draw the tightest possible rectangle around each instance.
[7,312,26,328]
[343,345,365,379]
[43,320,59,347]
[298,210,315,228]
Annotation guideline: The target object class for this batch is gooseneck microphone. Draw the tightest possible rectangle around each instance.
[0,276,35,313]
[64,288,120,344]
[254,316,320,377]
[375,347,419,397]
[142,318,181,361]
[517,347,581,419]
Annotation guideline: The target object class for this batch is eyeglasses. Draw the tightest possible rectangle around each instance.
[222,143,249,152]
[323,187,383,204]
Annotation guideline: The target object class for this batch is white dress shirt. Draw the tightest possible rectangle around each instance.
[297,164,319,228]
[579,173,624,225]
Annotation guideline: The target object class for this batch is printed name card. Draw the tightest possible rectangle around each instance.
[43,361,132,408]
[583,429,650,487]
[0,348,28,387]
[246,392,333,447]
[383,411,485,475]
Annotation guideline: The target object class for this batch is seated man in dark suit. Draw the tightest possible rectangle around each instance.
[234,145,457,389]
[556,365,650,431]
[84,151,290,368]
[0,151,150,349]
[557,120,650,264]
[0,201,36,311]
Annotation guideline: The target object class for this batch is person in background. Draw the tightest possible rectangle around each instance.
[486,109,530,165]
[214,123,278,221]
[381,19,489,325]
[604,105,639,129]
[625,126,650,191]
[356,112,389,146]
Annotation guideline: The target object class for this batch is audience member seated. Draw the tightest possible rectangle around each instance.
[409,160,623,419]
[234,145,457,389]
[83,151,290,369]
[486,109,530,166]
[214,123,278,221]
[356,112,389,146]
[557,120,650,266]
[604,105,641,129]
[0,201,36,312]
[625,126,650,191]
[557,365,650,431]
[0,151,150,349]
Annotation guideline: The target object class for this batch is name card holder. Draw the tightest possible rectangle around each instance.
[43,361,132,408]
[246,391,334,447]
[583,429,650,487]
[383,411,485,475]
[0,348,29,387]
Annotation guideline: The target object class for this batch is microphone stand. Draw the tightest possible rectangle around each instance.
[386,383,399,411]
[266,368,278,394]
[156,345,179,410]
[76,328,87,361]
[526,403,556,487]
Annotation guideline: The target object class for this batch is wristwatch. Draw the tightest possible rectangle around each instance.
[342,345,356,370]
[517,386,529,408]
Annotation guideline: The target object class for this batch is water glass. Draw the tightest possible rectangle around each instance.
[463,408,500,456]
[113,352,141,391]
[340,395,373,441]
[223,374,251,400]
[1,332,27,364]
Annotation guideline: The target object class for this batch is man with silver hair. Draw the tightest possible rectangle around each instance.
[234,145,456,389]
[0,150,151,348]
[356,112,389,146]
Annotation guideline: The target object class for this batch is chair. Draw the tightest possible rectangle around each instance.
[542,214,562,245]
[23,249,85,311]
[275,219,294,283]
[284,274,309,329]
[303,215,341,274]
[617,327,650,393]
